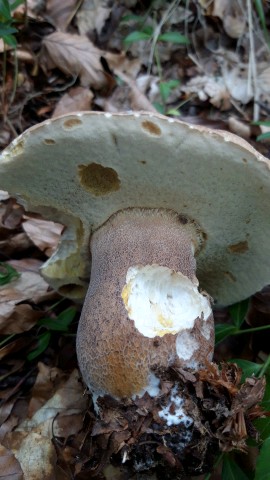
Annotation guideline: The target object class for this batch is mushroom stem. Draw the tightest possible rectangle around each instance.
[76,208,213,400]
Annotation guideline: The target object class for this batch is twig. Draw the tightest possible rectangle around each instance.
[247,0,259,121]
[147,0,181,75]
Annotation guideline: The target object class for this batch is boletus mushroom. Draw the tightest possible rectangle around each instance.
[1,112,270,474]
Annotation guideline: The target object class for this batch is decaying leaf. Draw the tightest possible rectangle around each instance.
[182,74,231,110]
[212,0,246,38]
[27,363,64,417]
[16,369,87,438]
[23,215,64,257]
[6,432,57,480]
[0,444,23,480]
[0,259,53,334]
[76,0,111,36]
[1,370,87,480]
[41,32,109,89]
[46,0,80,31]
[52,86,93,117]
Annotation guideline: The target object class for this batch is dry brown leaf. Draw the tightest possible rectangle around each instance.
[46,0,80,31]
[0,199,24,230]
[115,71,157,112]
[0,232,33,257]
[0,304,43,336]
[41,32,108,88]
[0,260,51,334]
[212,0,246,38]
[105,51,141,80]
[9,258,44,274]
[182,75,231,110]
[76,0,111,36]
[23,215,64,257]
[0,444,23,480]
[6,432,57,480]
[258,66,270,102]
[0,414,20,443]
[0,267,49,303]
[52,86,93,117]
[16,369,87,438]
[228,117,251,139]
[2,371,87,480]
[200,0,246,38]
[28,363,64,417]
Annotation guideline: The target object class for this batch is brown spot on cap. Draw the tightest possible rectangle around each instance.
[178,214,188,225]
[63,118,82,129]
[224,271,236,282]
[141,120,161,136]
[228,240,249,254]
[43,138,56,145]
[78,163,120,196]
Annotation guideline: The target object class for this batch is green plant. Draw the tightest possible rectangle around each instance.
[208,297,270,480]
[0,261,20,285]
[253,120,270,142]
[215,298,270,344]
[122,2,189,115]
[27,306,77,360]
[205,376,270,479]
[254,0,270,45]
[0,0,24,47]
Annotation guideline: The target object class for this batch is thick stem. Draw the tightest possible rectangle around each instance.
[77,209,214,400]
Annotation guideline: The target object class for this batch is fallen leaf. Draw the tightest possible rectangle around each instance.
[52,86,93,117]
[212,0,246,38]
[1,199,24,230]
[41,31,108,89]
[16,369,87,438]
[0,304,43,336]
[0,444,23,480]
[23,215,64,257]
[76,0,111,36]
[182,75,231,110]
[0,259,53,334]
[6,432,57,480]
[114,71,157,112]
[228,117,251,139]
[46,0,80,31]
[28,363,64,417]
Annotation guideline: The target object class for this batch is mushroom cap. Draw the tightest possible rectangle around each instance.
[0,111,269,305]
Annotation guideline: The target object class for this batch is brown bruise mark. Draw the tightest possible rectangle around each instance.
[105,351,146,398]
[228,240,249,254]
[224,271,236,282]
[43,138,56,145]
[111,133,118,146]
[141,120,162,136]
[63,118,83,129]
[242,158,248,163]
[139,160,147,164]
[78,163,120,196]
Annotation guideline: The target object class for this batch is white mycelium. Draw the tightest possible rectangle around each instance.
[176,330,199,360]
[121,264,211,338]
[159,386,193,427]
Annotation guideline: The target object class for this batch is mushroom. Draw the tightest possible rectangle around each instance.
[1,111,270,405]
